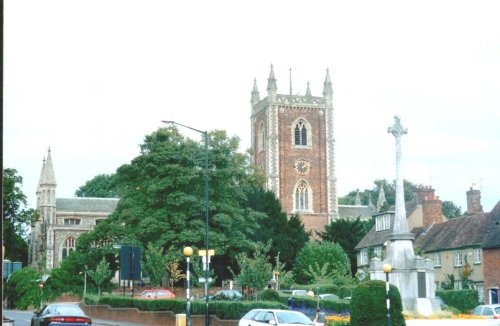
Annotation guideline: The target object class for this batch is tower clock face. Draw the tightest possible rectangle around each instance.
[295,160,311,175]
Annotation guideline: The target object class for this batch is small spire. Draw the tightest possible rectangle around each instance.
[267,64,277,101]
[40,147,57,186]
[377,182,387,212]
[355,189,361,206]
[289,67,292,96]
[251,78,260,105]
[322,68,333,105]
[305,81,312,98]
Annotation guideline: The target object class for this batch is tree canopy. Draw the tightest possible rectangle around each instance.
[76,127,299,282]
[2,168,38,264]
[75,174,118,198]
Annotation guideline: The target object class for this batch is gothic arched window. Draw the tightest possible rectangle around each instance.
[294,121,308,146]
[294,180,311,211]
[62,236,76,260]
[258,122,266,152]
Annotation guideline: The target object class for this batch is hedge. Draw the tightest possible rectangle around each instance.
[91,295,287,320]
[435,289,478,313]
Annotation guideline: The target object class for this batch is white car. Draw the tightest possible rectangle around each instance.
[239,309,313,326]
[318,293,339,300]
[472,304,500,321]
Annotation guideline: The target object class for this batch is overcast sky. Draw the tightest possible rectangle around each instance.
[4,1,500,213]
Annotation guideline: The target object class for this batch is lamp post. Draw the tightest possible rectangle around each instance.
[383,263,392,326]
[183,247,193,326]
[162,120,210,326]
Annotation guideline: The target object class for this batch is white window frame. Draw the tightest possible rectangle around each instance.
[375,214,391,231]
[360,249,369,266]
[434,253,442,267]
[454,252,463,267]
[473,248,482,264]
[374,246,382,258]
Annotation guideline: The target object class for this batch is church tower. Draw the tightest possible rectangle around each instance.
[250,65,338,234]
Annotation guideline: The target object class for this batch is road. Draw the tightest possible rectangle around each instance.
[3,309,498,326]
[2,310,143,326]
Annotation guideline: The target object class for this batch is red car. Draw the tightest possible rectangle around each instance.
[140,289,175,299]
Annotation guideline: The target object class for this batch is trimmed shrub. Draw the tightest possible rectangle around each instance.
[436,289,478,313]
[350,280,405,326]
[257,289,281,302]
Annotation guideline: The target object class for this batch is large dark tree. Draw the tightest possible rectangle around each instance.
[77,127,262,281]
[245,188,309,270]
[2,168,38,265]
[317,217,373,276]
[75,174,118,198]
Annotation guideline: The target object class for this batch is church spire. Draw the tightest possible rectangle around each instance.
[40,148,57,186]
[322,68,333,106]
[289,67,292,95]
[305,81,312,98]
[355,189,361,206]
[267,64,277,101]
[376,182,387,212]
[250,78,260,106]
[38,147,57,208]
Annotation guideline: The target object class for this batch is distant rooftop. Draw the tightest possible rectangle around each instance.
[56,197,119,213]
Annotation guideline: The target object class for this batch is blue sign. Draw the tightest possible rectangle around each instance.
[3,260,22,279]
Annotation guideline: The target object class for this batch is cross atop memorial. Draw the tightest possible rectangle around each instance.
[388,116,408,139]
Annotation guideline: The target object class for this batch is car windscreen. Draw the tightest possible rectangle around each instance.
[276,311,312,324]
[52,306,85,316]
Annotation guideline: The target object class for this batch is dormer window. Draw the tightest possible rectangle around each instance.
[375,214,390,231]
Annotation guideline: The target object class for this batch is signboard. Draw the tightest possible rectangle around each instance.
[198,277,213,283]
[119,246,142,280]
[2,260,22,279]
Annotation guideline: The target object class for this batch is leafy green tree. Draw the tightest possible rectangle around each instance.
[304,262,337,284]
[338,179,417,207]
[232,242,273,296]
[87,258,111,297]
[442,200,462,218]
[75,174,118,198]
[293,241,351,285]
[142,243,167,286]
[77,127,261,282]
[6,267,55,310]
[2,169,38,265]
[317,217,373,276]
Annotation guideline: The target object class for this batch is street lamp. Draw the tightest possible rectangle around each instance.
[183,247,193,326]
[383,263,392,326]
[162,120,210,326]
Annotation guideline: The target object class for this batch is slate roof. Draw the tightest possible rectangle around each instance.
[415,212,489,252]
[56,197,119,213]
[338,205,374,219]
[482,201,500,249]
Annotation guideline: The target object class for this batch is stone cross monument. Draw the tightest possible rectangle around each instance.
[370,116,440,316]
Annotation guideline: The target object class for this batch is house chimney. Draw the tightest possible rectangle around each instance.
[466,186,483,214]
[416,185,444,226]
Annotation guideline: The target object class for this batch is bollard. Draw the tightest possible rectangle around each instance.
[176,313,186,326]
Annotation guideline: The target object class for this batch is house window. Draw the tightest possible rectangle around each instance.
[454,252,463,267]
[434,253,442,267]
[62,236,76,260]
[374,246,382,258]
[473,248,481,264]
[294,181,311,211]
[294,121,308,146]
[360,249,369,266]
[64,218,81,225]
[375,214,391,231]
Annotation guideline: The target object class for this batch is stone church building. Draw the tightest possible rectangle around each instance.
[29,149,119,270]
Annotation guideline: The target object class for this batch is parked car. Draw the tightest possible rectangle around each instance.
[318,293,339,300]
[211,289,243,301]
[291,289,308,296]
[239,309,313,326]
[31,303,91,326]
[472,304,500,320]
[140,289,175,299]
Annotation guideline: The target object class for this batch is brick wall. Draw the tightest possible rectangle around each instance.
[482,248,500,304]
[81,303,238,326]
